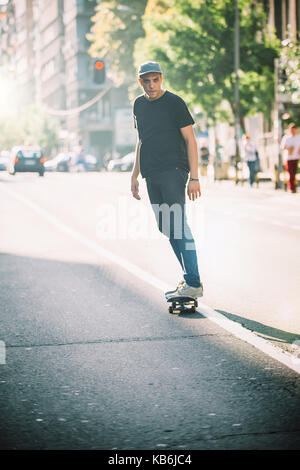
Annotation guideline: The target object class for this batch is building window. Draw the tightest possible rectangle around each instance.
[42,24,56,48]
[41,59,55,82]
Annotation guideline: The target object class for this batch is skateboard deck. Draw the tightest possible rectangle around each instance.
[167,296,198,314]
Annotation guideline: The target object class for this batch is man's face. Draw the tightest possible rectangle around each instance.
[290,126,297,136]
[139,73,163,100]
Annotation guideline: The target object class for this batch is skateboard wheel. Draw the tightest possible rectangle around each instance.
[191,306,196,313]
[168,306,173,314]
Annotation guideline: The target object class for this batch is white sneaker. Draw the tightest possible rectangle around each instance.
[165,279,185,298]
[168,281,203,299]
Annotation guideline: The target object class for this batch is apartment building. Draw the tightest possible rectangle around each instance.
[0,0,135,161]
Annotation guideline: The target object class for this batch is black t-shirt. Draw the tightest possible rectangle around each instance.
[133,90,194,178]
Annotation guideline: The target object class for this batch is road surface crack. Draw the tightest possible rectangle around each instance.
[5,333,229,350]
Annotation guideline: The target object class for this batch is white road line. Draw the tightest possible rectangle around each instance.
[0,341,6,365]
[1,183,299,375]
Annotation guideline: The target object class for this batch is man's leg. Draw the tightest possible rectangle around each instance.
[287,160,297,193]
[251,162,256,186]
[172,215,201,287]
[248,161,255,186]
[146,176,184,269]
[158,169,201,288]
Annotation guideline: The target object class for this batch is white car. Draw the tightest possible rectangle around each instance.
[44,153,72,172]
[107,152,135,172]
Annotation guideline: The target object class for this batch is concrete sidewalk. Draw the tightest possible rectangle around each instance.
[201,177,300,202]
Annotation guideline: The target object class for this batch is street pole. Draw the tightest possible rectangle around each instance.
[32,0,41,108]
[274,58,283,189]
[234,0,240,185]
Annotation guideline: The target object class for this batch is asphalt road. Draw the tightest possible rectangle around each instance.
[0,171,299,450]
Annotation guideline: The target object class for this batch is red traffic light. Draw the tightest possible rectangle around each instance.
[95,60,104,70]
[93,59,106,84]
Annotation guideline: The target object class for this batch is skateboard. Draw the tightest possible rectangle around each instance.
[167,296,198,314]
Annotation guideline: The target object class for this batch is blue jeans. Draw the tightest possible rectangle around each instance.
[247,161,256,186]
[146,168,201,287]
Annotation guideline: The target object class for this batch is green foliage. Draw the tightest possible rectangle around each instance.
[87,0,148,85]
[135,0,280,125]
[87,0,281,125]
[0,105,59,156]
[0,67,59,154]
[278,37,300,105]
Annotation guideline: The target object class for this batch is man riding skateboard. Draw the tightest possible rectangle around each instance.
[131,61,203,300]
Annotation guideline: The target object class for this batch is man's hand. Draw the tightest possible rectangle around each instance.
[187,180,201,201]
[131,176,141,200]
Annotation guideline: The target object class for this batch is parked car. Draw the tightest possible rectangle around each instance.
[8,146,45,176]
[0,151,9,171]
[107,152,135,172]
[70,153,97,172]
[44,153,72,172]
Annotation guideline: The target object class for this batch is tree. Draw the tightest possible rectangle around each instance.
[0,106,59,156]
[277,37,300,126]
[20,106,60,156]
[279,38,300,101]
[0,67,59,154]
[87,0,148,86]
[135,0,280,129]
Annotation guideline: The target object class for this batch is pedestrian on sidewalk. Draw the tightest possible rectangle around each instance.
[75,143,87,171]
[199,141,210,177]
[214,139,223,181]
[281,123,300,194]
[243,135,258,187]
[131,61,203,299]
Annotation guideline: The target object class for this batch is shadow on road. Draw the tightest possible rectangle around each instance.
[178,311,205,319]
[1,254,300,451]
[0,251,201,348]
[216,309,300,345]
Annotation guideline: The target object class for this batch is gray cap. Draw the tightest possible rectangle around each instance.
[138,61,162,77]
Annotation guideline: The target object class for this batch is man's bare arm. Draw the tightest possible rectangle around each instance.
[180,125,201,201]
[131,140,141,200]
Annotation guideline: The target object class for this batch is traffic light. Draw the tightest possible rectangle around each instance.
[93,59,106,84]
